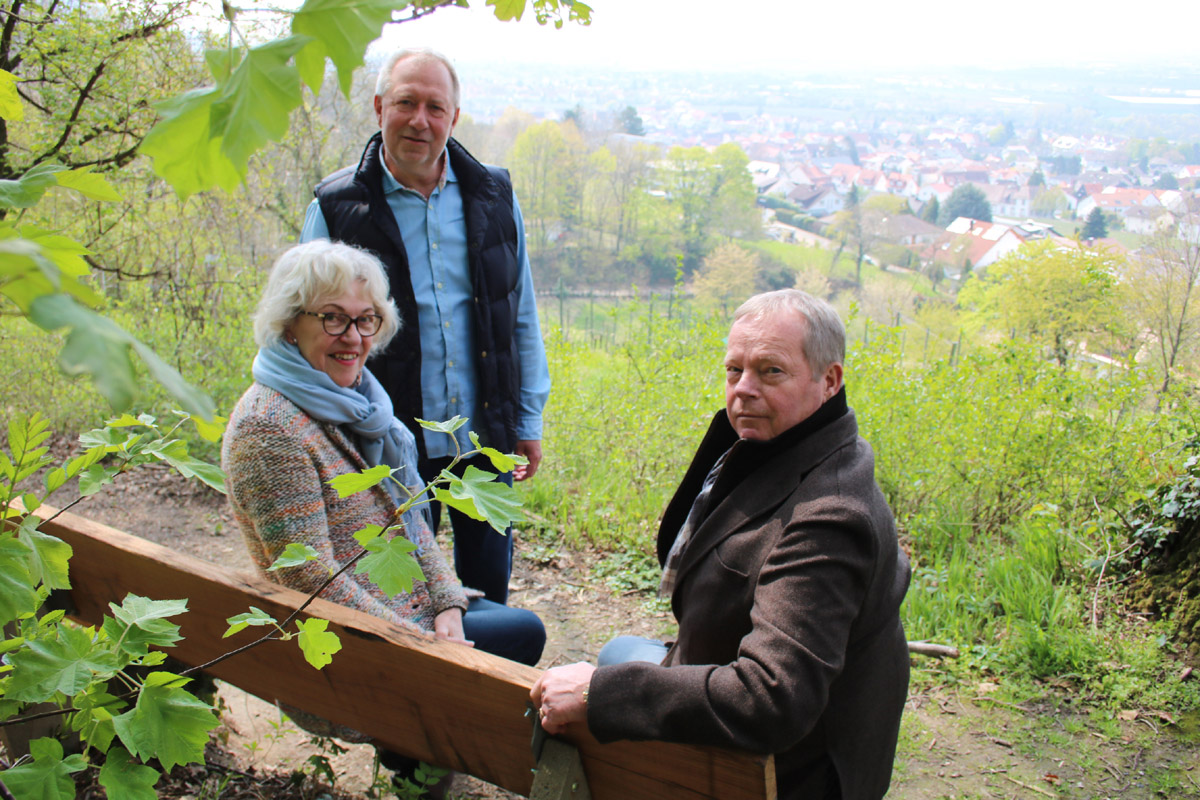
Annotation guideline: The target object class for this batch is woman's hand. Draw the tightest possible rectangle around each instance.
[433,608,473,647]
[530,662,595,735]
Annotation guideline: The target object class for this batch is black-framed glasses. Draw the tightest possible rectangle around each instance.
[299,310,383,336]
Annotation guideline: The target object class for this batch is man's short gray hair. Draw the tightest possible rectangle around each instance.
[375,47,460,109]
[734,289,845,376]
[253,240,401,355]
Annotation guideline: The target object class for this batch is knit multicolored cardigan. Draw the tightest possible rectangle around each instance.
[222,382,468,741]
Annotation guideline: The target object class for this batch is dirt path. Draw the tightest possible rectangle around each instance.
[69,468,1200,799]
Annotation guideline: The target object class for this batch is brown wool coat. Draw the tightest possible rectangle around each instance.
[588,402,911,800]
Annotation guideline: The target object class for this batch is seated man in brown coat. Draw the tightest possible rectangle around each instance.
[531,289,911,800]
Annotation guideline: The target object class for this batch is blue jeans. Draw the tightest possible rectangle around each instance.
[597,635,669,666]
[422,453,514,604]
[462,598,545,666]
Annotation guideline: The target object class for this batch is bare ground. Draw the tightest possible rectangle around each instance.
[63,466,1200,799]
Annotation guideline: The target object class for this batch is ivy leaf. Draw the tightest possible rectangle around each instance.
[434,465,522,533]
[0,67,23,121]
[112,672,217,772]
[98,746,160,800]
[103,595,187,657]
[296,618,342,669]
[6,623,121,702]
[355,535,424,596]
[269,542,322,571]
[468,431,522,474]
[54,167,123,203]
[0,737,87,800]
[224,606,277,638]
[416,415,467,435]
[328,464,391,498]
[140,86,243,201]
[293,0,398,96]
[208,36,309,171]
[0,162,65,209]
[0,534,38,627]
[17,516,72,590]
[28,293,216,418]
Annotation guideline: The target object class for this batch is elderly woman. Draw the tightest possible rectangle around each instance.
[222,240,545,762]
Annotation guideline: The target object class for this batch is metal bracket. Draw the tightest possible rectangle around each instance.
[527,702,592,800]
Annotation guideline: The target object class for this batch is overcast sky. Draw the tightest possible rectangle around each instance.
[375,0,1200,74]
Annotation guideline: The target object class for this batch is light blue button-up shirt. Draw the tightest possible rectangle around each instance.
[301,150,551,459]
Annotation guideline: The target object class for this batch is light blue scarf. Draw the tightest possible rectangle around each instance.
[252,341,430,537]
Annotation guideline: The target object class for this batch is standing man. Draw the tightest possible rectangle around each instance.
[531,290,911,800]
[301,48,550,604]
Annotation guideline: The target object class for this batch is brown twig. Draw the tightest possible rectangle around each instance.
[1003,774,1056,797]
[908,641,960,658]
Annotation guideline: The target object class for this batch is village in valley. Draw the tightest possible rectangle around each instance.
[454,61,1200,290]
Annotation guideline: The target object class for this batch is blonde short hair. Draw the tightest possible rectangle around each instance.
[734,289,845,376]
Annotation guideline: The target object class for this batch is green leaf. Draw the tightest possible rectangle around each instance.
[223,606,277,638]
[208,36,308,171]
[468,431,522,473]
[65,445,106,478]
[188,413,226,443]
[416,415,468,435]
[29,293,216,418]
[487,0,526,21]
[0,737,87,800]
[355,534,424,596]
[0,535,38,627]
[55,167,123,203]
[6,623,121,702]
[17,516,72,590]
[351,524,385,547]
[269,542,322,571]
[292,0,398,96]
[296,618,342,669]
[99,746,160,800]
[79,463,119,496]
[0,162,65,209]
[103,595,187,656]
[328,464,391,498]
[140,86,243,201]
[44,466,67,494]
[106,413,145,428]
[150,450,227,495]
[112,672,217,772]
[0,68,23,121]
[436,465,523,533]
[70,684,125,753]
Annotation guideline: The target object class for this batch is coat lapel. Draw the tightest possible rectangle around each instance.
[670,412,860,591]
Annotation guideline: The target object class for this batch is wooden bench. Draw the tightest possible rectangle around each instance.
[30,507,776,799]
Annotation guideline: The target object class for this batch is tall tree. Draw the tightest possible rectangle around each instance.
[617,105,645,136]
[959,240,1127,366]
[693,242,758,315]
[1125,211,1200,394]
[1081,206,1108,240]
[0,0,201,185]
[938,183,992,226]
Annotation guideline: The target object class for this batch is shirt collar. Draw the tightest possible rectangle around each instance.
[377,147,455,196]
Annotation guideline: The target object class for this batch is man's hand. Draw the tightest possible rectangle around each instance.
[530,661,595,735]
[433,608,473,647]
[513,439,542,481]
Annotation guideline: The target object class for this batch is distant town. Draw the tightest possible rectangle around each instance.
[452,62,1200,281]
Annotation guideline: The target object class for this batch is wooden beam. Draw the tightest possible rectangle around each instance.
[30,507,775,799]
